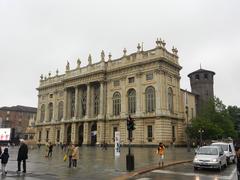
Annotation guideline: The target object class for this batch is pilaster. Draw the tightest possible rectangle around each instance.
[99,81,104,119]
[74,87,79,119]
[63,89,68,120]
[83,122,90,145]
[71,123,77,144]
[86,83,91,118]
[60,124,66,144]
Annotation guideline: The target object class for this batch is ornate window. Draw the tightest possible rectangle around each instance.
[94,85,100,116]
[145,86,155,112]
[81,88,87,116]
[70,90,75,118]
[146,73,153,81]
[168,87,174,113]
[40,104,45,122]
[128,89,136,114]
[48,103,53,121]
[113,92,121,116]
[58,101,63,121]
[147,125,153,142]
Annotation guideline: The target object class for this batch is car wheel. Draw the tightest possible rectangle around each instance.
[232,157,236,164]
[224,162,227,168]
[194,166,198,170]
[218,162,222,171]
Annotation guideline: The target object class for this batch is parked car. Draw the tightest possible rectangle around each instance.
[211,142,236,164]
[193,145,227,170]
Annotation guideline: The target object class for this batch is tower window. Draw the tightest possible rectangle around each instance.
[204,74,208,79]
[195,74,200,80]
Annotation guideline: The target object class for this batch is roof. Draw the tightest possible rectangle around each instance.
[188,68,215,77]
[0,105,37,113]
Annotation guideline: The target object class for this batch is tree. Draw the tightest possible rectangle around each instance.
[187,97,237,142]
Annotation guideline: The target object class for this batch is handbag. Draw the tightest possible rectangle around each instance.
[63,154,67,161]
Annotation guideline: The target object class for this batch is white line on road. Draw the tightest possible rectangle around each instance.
[152,167,237,180]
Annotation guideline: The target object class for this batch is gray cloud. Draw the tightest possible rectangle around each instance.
[0,0,239,107]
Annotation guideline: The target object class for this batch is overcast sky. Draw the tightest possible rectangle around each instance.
[0,0,239,108]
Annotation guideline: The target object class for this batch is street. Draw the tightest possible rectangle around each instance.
[133,162,238,180]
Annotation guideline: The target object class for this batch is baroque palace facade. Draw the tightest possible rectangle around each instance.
[35,39,196,146]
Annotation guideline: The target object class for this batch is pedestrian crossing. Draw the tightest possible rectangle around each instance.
[135,167,237,180]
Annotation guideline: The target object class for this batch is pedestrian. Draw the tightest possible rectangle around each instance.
[66,143,73,168]
[72,144,79,168]
[0,145,2,156]
[48,142,53,157]
[156,142,165,167]
[17,139,28,173]
[0,148,9,176]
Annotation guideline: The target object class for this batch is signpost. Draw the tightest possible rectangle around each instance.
[115,131,120,156]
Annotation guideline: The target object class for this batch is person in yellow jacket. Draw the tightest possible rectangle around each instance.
[72,144,79,168]
[157,142,165,167]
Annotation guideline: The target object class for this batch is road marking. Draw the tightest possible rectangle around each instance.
[152,167,237,180]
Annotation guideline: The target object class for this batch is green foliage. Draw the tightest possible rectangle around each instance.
[187,97,238,141]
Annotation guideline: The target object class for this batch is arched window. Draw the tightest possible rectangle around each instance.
[40,104,45,122]
[168,87,174,113]
[58,101,64,121]
[145,86,155,112]
[113,92,121,116]
[128,89,136,114]
[94,85,100,116]
[48,103,53,121]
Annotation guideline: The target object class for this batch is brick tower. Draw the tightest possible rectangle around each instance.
[188,68,215,114]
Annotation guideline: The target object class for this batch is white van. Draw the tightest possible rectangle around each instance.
[211,142,236,164]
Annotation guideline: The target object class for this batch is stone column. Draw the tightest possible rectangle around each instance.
[83,122,90,145]
[63,89,68,120]
[99,81,104,118]
[97,122,104,144]
[74,86,79,119]
[120,76,126,117]
[136,73,142,116]
[79,88,83,118]
[45,104,49,122]
[60,124,66,144]
[155,70,161,115]
[71,123,77,144]
[86,83,91,118]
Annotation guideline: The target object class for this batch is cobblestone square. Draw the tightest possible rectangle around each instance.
[1,145,193,179]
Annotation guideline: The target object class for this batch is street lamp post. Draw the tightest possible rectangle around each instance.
[198,129,204,146]
[186,106,190,152]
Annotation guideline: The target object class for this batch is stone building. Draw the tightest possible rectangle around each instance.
[0,105,37,142]
[35,40,196,146]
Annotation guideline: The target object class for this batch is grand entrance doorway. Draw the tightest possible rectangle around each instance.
[78,124,84,146]
[67,125,71,144]
[91,122,97,145]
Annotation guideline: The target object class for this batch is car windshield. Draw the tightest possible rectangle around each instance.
[197,147,218,155]
[213,144,228,151]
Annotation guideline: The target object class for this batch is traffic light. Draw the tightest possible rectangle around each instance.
[127,115,135,131]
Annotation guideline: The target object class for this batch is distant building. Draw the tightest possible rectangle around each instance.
[0,105,37,142]
[188,68,215,114]
[35,40,197,146]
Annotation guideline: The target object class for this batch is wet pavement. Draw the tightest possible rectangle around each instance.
[133,162,238,180]
[1,145,194,179]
